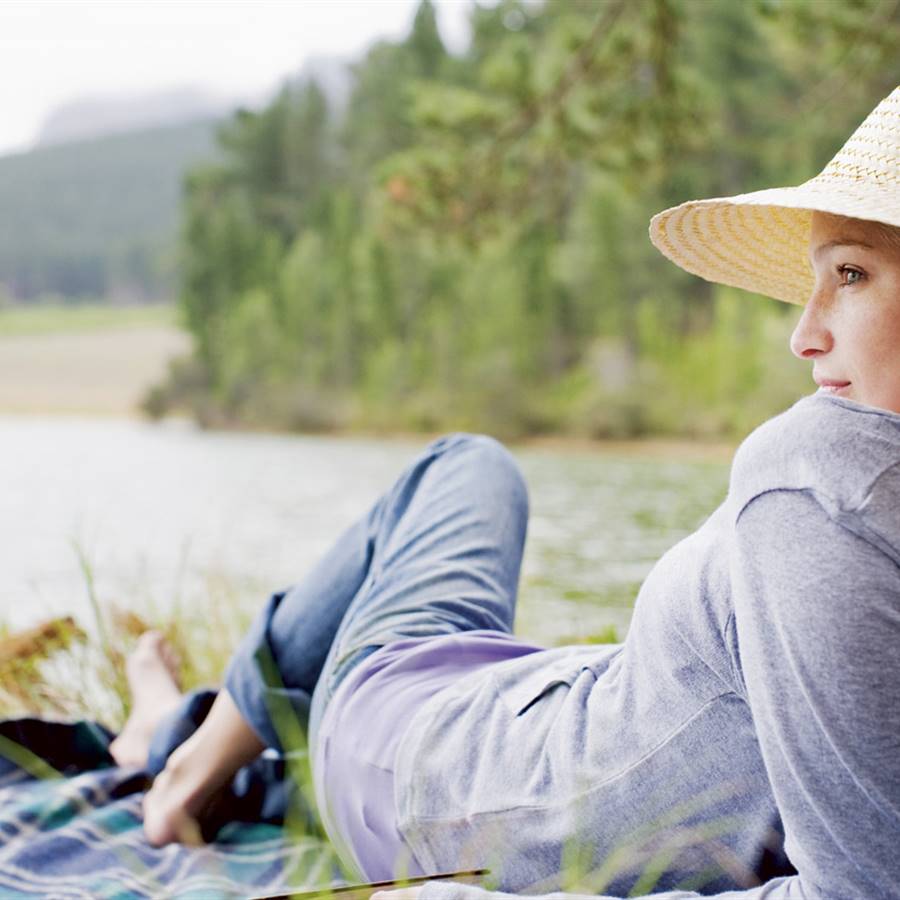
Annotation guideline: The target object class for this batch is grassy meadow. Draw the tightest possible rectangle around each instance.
[0,301,177,335]
[0,302,189,416]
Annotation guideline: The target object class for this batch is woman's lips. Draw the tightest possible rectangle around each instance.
[814,377,851,394]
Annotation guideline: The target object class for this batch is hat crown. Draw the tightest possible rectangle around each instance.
[810,87,900,189]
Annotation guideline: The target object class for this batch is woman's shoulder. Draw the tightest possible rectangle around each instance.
[728,394,900,545]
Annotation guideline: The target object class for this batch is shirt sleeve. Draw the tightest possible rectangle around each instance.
[420,487,900,900]
[727,489,900,899]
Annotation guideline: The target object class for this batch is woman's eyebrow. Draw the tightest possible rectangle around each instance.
[811,239,875,261]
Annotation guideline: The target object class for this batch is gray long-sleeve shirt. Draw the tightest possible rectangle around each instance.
[396,395,900,900]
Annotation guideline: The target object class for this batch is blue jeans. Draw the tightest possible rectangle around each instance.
[147,434,529,825]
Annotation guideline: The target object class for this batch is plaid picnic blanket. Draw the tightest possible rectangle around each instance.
[0,718,341,899]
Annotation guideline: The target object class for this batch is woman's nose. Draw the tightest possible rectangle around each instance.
[789,292,834,359]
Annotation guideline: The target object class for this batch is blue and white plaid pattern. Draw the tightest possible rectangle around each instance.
[0,720,340,899]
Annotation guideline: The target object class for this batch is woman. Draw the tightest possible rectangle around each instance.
[111,87,900,899]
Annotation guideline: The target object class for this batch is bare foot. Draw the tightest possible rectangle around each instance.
[109,631,182,768]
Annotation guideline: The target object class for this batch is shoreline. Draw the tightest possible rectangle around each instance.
[0,308,738,464]
[0,409,737,462]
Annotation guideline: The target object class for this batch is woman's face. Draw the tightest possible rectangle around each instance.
[792,212,900,413]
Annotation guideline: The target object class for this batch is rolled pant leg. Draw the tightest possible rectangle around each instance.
[224,514,381,752]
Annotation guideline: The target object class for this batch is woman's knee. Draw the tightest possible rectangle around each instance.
[427,432,529,519]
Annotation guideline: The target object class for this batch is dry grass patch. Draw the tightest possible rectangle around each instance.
[0,326,189,416]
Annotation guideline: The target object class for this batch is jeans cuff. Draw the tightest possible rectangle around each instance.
[224,590,313,753]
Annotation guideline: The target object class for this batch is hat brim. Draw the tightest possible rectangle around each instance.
[649,181,900,305]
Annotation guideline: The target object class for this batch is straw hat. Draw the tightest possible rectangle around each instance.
[649,86,900,305]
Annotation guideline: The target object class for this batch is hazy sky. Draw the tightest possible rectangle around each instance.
[0,0,475,156]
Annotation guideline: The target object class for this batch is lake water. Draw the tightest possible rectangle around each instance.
[1,416,730,646]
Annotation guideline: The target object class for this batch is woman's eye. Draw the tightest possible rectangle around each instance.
[838,265,864,285]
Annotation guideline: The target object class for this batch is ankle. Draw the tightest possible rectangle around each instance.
[160,730,227,804]
[158,692,264,798]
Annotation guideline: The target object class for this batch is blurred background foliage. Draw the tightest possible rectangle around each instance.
[14,0,900,439]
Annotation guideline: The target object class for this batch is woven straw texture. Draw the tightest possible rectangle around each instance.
[649,86,900,305]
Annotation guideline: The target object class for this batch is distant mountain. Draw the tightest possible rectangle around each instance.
[34,69,350,152]
[0,118,220,302]
[35,86,233,148]
[0,64,353,303]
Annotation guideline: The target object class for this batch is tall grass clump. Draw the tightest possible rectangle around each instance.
[0,548,254,729]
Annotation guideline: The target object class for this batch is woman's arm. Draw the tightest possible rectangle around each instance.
[725,488,900,899]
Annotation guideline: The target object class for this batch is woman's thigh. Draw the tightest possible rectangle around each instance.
[308,433,529,743]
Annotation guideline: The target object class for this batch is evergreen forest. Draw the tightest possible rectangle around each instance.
[149,0,900,439]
